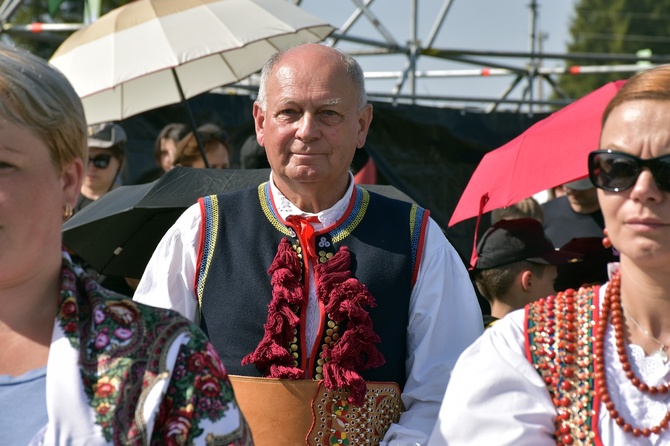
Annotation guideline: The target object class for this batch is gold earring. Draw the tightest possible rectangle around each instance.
[63,203,73,221]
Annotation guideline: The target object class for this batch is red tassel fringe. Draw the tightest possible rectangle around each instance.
[241,238,304,378]
[242,241,385,406]
[316,246,385,406]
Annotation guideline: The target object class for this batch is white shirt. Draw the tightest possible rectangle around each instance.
[428,283,670,446]
[134,174,484,445]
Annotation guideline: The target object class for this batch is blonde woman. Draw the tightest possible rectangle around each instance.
[0,45,251,445]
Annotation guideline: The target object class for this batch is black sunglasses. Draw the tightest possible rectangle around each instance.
[588,149,670,192]
[88,154,112,169]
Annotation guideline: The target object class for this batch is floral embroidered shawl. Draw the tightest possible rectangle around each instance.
[33,251,253,445]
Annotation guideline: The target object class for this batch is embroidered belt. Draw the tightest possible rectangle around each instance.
[229,375,404,446]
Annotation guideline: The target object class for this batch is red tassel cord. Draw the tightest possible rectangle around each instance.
[242,238,304,379]
[316,246,385,406]
[243,241,385,406]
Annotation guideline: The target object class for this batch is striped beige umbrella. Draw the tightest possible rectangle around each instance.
[50,0,334,125]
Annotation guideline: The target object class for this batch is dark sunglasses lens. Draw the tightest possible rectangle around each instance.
[89,154,111,169]
[589,152,639,191]
[650,157,670,191]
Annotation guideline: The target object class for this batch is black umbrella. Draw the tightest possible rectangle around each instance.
[63,166,270,279]
[62,166,416,279]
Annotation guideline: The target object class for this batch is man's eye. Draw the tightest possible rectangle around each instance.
[0,161,17,173]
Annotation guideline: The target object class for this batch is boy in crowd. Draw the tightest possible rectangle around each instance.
[471,218,581,327]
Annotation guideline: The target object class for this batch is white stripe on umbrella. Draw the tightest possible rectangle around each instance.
[50,0,334,124]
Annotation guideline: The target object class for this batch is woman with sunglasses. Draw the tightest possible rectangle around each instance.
[0,45,252,444]
[74,122,126,214]
[429,65,670,445]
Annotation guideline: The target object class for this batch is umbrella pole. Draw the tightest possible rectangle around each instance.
[171,69,211,168]
[468,193,490,270]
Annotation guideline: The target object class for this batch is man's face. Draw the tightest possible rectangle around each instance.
[253,45,372,199]
[191,141,230,169]
[562,185,599,213]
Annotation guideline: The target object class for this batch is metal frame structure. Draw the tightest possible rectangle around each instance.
[2,0,670,113]
[294,0,670,113]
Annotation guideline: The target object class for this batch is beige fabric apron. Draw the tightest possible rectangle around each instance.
[229,376,404,446]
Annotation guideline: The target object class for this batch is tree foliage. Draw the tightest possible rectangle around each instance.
[558,0,670,98]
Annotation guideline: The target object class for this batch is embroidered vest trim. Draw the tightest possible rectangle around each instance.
[196,183,427,305]
[525,286,602,445]
[195,183,428,403]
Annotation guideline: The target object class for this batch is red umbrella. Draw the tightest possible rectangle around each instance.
[447,80,625,266]
[449,80,625,227]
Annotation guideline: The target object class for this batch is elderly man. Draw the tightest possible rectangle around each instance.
[134,43,483,445]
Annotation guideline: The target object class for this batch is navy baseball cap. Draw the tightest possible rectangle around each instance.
[474,218,582,270]
[87,122,127,149]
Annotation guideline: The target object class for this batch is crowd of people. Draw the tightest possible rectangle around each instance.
[3,36,670,445]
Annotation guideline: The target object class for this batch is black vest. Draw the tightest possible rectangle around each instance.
[196,183,428,389]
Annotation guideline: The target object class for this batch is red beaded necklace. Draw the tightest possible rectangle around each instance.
[596,271,670,438]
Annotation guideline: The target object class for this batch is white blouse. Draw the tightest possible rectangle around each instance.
[428,283,670,446]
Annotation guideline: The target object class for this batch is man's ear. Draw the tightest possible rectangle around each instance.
[355,103,373,148]
[253,102,266,147]
[520,270,534,292]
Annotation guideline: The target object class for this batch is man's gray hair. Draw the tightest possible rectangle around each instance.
[256,44,368,111]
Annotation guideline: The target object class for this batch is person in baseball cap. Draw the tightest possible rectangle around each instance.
[542,177,604,247]
[75,122,127,214]
[471,218,581,327]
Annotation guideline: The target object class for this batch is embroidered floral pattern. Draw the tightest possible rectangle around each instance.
[308,382,404,446]
[57,252,251,445]
[152,340,238,445]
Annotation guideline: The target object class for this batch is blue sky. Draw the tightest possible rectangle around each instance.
[298,0,578,109]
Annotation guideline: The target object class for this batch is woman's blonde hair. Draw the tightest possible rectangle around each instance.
[0,44,87,172]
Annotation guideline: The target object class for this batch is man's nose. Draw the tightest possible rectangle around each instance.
[296,113,319,143]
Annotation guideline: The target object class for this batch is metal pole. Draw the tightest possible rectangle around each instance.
[171,69,210,168]
[425,0,455,49]
[526,0,538,115]
[537,32,547,105]
[83,0,102,24]
[409,0,418,103]
[329,0,375,46]
[2,23,84,33]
